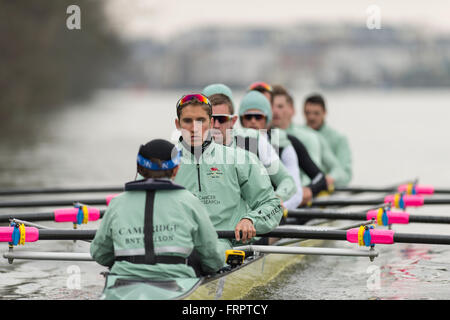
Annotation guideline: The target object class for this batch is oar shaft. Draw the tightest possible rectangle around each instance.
[434,189,450,194]
[309,198,385,207]
[408,215,450,224]
[334,186,450,195]
[0,211,55,222]
[0,198,108,208]
[288,209,366,220]
[38,229,97,240]
[424,199,450,205]
[309,197,450,207]
[394,233,450,245]
[334,186,395,193]
[289,209,450,225]
[0,186,123,196]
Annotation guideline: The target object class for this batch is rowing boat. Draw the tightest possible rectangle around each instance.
[100,219,372,300]
[101,227,327,299]
[3,188,450,299]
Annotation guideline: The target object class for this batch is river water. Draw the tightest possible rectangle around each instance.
[0,88,449,299]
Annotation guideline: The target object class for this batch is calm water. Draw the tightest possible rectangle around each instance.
[0,88,449,299]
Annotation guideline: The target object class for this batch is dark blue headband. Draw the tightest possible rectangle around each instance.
[137,149,182,171]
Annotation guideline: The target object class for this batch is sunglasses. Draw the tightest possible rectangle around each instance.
[176,94,211,109]
[248,82,273,92]
[241,114,266,121]
[212,114,233,124]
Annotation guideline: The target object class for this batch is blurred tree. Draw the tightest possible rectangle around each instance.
[0,0,126,118]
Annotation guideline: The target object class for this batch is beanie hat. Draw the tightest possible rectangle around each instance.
[239,90,272,123]
[202,83,234,108]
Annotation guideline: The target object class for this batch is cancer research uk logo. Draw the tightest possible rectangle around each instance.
[207,167,223,178]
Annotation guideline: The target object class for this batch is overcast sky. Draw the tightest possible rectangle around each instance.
[104,0,450,40]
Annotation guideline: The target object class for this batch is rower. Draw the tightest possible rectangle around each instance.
[302,93,352,186]
[201,83,298,209]
[266,84,349,189]
[248,82,329,205]
[90,139,225,279]
[270,85,330,204]
[173,93,283,248]
[238,89,303,210]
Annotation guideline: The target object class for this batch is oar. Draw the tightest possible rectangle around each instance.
[2,193,449,209]
[218,227,450,245]
[335,184,450,195]
[0,207,106,223]
[287,208,450,225]
[2,197,449,226]
[0,186,123,196]
[334,186,396,193]
[333,180,413,195]
[4,226,450,245]
[0,194,119,208]
[308,194,450,209]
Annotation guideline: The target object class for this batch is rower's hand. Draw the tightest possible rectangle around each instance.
[235,218,256,243]
[326,175,335,191]
[301,187,313,206]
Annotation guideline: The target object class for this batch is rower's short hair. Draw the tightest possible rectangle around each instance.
[208,93,234,114]
[304,94,326,111]
[137,158,176,179]
[271,84,294,107]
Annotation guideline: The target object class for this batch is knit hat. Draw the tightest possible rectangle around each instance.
[202,83,234,108]
[239,90,272,123]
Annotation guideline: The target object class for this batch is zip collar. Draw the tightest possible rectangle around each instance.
[124,178,185,191]
[179,133,213,161]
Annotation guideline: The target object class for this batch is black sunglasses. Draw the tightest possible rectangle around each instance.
[212,114,233,124]
[241,114,266,121]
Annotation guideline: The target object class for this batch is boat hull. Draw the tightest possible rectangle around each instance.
[101,235,329,300]
[101,275,203,300]
[185,238,326,300]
